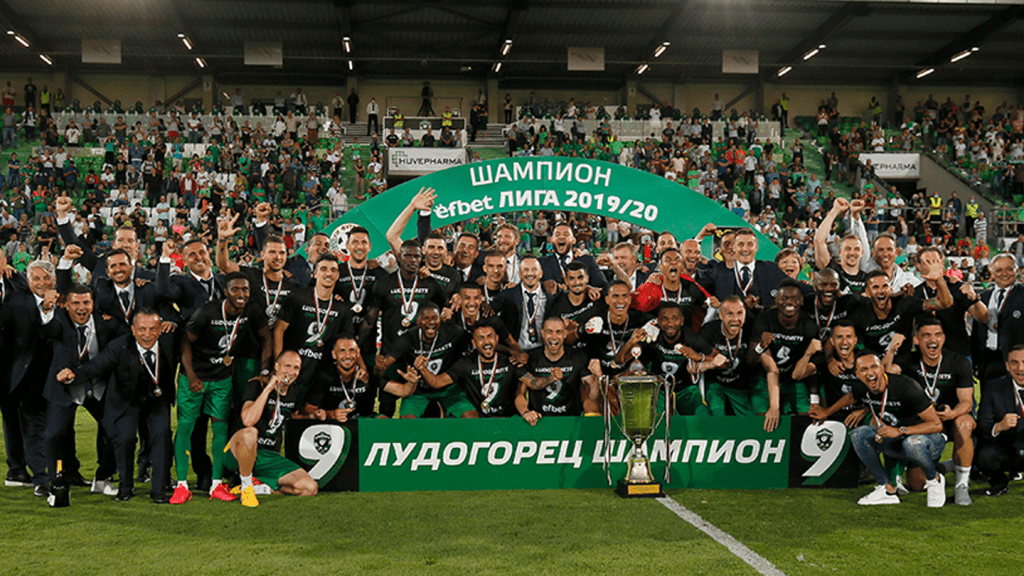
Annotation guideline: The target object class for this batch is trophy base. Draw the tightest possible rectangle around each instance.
[616,480,663,498]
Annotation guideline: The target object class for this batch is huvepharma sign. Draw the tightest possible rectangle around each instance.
[315,157,780,261]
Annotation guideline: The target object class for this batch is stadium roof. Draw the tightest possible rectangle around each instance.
[0,0,1022,86]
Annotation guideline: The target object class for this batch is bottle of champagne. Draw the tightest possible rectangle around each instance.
[49,459,70,508]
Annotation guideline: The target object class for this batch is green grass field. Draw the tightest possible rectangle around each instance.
[2,414,1022,575]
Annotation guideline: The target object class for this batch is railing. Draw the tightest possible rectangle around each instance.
[502,119,782,144]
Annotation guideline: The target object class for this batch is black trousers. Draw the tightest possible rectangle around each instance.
[13,385,47,487]
[976,440,1024,489]
[44,397,116,484]
[190,414,212,482]
[367,114,379,136]
[0,390,26,476]
[106,399,171,495]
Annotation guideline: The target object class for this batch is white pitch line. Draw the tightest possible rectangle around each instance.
[657,495,786,576]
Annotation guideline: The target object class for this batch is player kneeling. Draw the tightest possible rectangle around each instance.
[223,351,318,507]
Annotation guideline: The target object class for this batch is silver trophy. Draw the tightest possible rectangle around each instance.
[602,347,672,497]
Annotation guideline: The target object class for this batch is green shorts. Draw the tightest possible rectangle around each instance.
[399,385,476,418]
[177,374,233,422]
[751,376,809,415]
[222,443,301,491]
[658,386,709,416]
[705,382,754,416]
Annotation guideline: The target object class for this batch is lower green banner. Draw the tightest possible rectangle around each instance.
[357,416,795,492]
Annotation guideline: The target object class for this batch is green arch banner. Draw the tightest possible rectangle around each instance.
[316,157,780,261]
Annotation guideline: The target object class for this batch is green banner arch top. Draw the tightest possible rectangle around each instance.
[318,157,779,261]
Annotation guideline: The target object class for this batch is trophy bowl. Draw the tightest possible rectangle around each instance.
[608,374,665,497]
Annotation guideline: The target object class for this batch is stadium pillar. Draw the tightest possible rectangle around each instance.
[754,76,765,116]
[887,77,899,128]
[486,78,499,125]
[626,80,638,116]
[202,74,215,111]
[150,76,166,107]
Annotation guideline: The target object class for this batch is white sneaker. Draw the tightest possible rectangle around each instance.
[925,474,947,508]
[858,485,900,505]
[895,476,909,497]
[91,478,118,497]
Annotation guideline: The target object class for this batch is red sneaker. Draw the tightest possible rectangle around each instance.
[169,484,192,505]
[209,482,237,501]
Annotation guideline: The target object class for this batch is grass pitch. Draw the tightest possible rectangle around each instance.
[2,414,1022,575]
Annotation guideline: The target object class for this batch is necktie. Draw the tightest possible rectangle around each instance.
[145,350,157,377]
[119,290,131,310]
[740,266,751,287]
[527,292,536,318]
[995,289,1005,314]
[77,324,88,356]
[205,279,215,300]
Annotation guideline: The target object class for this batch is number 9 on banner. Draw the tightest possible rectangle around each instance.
[799,420,850,486]
[298,424,351,488]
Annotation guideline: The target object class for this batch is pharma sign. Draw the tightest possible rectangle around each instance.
[860,153,920,179]
[387,148,467,176]
[315,157,780,262]
[285,416,858,492]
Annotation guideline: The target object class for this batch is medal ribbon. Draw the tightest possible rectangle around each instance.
[869,379,889,427]
[347,261,368,303]
[477,356,499,402]
[397,273,419,317]
[920,355,942,402]
[313,293,334,342]
[221,301,242,358]
[263,273,284,317]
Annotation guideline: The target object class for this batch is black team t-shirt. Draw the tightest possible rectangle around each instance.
[525,348,591,416]
[368,271,445,353]
[751,309,818,381]
[447,353,527,418]
[186,299,268,381]
[851,373,932,427]
[700,319,755,390]
[240,378,301,452]
[898,350,973,409]
[305,367,378,418]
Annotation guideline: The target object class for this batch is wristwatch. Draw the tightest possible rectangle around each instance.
[899,426,908,436]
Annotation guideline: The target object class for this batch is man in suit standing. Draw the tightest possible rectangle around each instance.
[0,250,30,488]
[976,345,1024,497]
[975,254,1024,383]
[493,255,556,353]
[701,228,788,311]
[600,242,648,291]
[540,223,608,289]
[58,309,178,502]
[0,261,59,496]
[53,195,153,283]
[58,246,162,326]
[40,284,125,496]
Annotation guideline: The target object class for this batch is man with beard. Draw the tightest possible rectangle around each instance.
[580,281,652,378]
[332,226,387,372]
[850,266,951,367]
[173,273,271,504]
[216,214,300,404]
[802,268,859,341]
[418,324,526,417]
[631,248,708,331]
[476,223,521,285]
[304,337,381,421]
[976,345,1024,497]
[750,279,820,432]
[274,255,355,396]
[702,228,788,310]
[898,318,974,505]
[493,255,555,353]
[796,321,863,424]
[446,284,521,359]
[546,262,602,349]
[380,304,467,419]
[386,190,461,303]
[54,195,154,282]
[850,214,921,291]
[701,296,756,416]
[814,198,867,294]
[539,222,607,289]
[831,351,946,507]
[252,202,327,288]
[615,302,724,416]
[517,317,601,423]
[974,254,1024,382]
[912,247,986,358]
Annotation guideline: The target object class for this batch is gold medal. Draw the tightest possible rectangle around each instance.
[223,355,233,366]
[402,317,411,327]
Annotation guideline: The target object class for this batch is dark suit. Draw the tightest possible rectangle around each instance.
[700,260,789,308]
[57,266,165,326]
[976,375,1024,489]
[492,285,557,350]
[75,332,178,494]
[40,309,126,484]
[252,220,313,287]
[540,252,608,288]
[0,291,55,486]
[974,285,1024,382]
[55,217,155,284]
[0,272,29,478]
